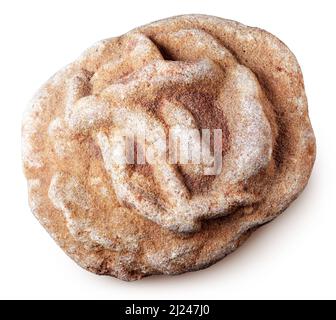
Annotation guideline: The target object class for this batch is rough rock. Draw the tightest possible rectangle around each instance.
[22,15,316,281]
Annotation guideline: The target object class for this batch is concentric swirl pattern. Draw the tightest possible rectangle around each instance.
[22,15,315,280]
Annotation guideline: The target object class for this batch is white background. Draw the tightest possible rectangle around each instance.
[0,0,335,300]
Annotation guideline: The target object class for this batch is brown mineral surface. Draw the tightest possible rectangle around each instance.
[22,15,315,281]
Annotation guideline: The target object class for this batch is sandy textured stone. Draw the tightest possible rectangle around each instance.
[22,15,315,281]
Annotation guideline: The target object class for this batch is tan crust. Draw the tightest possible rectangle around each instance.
[22,15,316,281]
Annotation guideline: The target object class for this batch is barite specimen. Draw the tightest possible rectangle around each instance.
[22,15,315,280]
